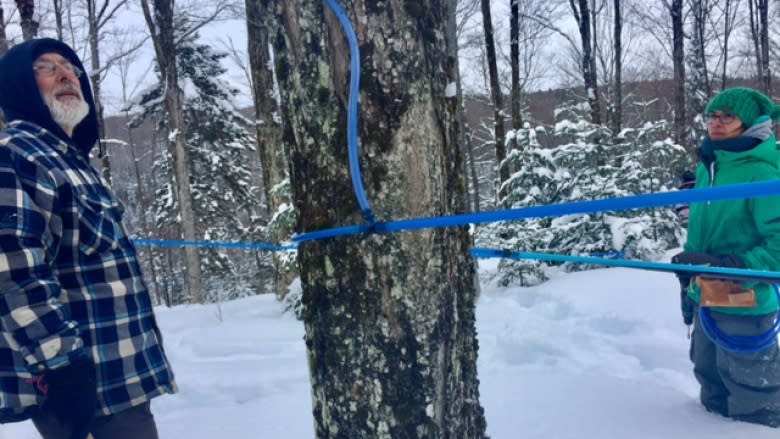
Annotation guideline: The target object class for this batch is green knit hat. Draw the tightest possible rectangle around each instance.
[705,87,780,128]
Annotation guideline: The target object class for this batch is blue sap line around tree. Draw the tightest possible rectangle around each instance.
[130,178,780,283]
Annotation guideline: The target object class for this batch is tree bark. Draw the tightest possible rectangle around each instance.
[612,0,622,135]
[274,1,486,437]
[52,0,64,41]
[14,0,38,41]
[670,0,686,149]
[480,0,508,192]
[720,0,734,90]
[690,0,711,99]
[245,0,297,298]
[749,0,761,89]
[86,0,113,184]
[571,0,601,125]
[141,0,204,303]
[510,0,521,132]
[0,6,8,56]
[756,0,771,94]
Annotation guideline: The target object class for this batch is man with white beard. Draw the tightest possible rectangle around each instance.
[0,39,177,439]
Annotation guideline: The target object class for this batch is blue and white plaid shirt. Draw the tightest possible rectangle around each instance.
[0,121,176,420]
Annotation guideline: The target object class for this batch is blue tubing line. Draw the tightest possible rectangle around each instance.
[292,180,780,243]
[699,285,780,354]
[471,247,780,282]
[322,0,375,224]
[129,237,780,281]
[132,238,297,252]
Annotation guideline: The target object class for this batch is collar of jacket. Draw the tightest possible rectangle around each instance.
[697,132,765,166]
[8,120,73,155]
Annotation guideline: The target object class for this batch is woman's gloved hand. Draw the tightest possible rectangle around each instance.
[671,251,744,287]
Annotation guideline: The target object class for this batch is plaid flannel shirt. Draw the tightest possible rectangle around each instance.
[0,121,176,421]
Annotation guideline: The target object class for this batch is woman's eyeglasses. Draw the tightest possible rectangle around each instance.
[706,112,737,125]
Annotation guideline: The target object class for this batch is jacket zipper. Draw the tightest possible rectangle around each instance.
[707,161,716,205]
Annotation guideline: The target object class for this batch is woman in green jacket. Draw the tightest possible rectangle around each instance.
[673,87,780,428]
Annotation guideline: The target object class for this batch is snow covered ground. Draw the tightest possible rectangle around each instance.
[2,258,779,438]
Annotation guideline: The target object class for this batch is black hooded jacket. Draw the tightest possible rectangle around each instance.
[0,38,98,156]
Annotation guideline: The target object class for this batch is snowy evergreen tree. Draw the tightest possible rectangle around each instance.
[479,100,687,287]
[476,121,551,285]
[542,102,621,270]
[128,18,261,302]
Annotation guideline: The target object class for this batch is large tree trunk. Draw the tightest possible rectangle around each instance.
[670,0,686,149]
[480,0,508,195]
[14,0,38,41]
[141,0,204,303]
[245,0,296,298]
[274,2,486,437]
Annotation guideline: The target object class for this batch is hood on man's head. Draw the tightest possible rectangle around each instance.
[0,38,98,154]
[705,86,780,129]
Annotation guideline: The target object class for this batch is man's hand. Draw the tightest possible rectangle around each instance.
[43,351,97,436]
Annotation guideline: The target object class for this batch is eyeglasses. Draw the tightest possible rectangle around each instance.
[33,60,83,79]
[706,112,737,125]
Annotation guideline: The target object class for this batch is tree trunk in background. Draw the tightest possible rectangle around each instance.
[274,1,486,437]
[480,0,507,199]
[126,122,161,305]
[689,0,712,100]
[14,0,37,41]
[720,0,735,90]
[450,0,480,212]
[0,6,8,56]
[510,0,521,132]
[612,0,622,135]
[245,0,297,298]
[141,0,204,303]
[749,0,760,91]
[670,0,687,150]
[86,0,112,184]
[572,0,601,125]
[753,0,771,95]
[52,0,64,40]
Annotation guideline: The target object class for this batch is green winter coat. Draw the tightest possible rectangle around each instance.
[685,134,780,316]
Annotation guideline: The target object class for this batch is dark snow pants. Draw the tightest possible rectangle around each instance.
[32,401,159,439]
[690,308,780,428]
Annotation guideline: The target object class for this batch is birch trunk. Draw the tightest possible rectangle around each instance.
[274,1,486,437]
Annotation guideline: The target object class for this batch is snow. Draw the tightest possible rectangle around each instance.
[445,82,457,98]
[2,256,779,438]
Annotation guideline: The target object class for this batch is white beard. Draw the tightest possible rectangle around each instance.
[42,86,89,133]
